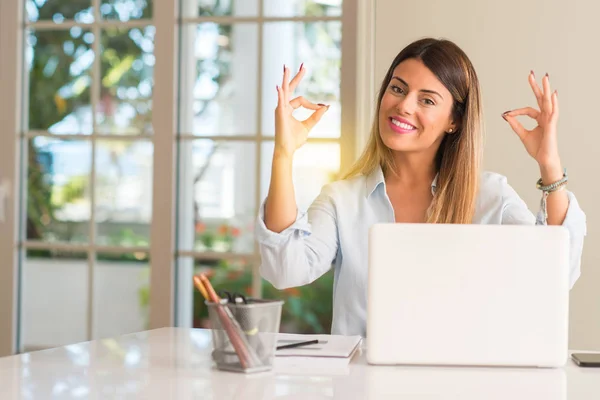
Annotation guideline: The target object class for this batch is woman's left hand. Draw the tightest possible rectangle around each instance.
[502,71,561,170]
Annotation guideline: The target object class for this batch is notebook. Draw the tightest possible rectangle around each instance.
[274,333,362,369]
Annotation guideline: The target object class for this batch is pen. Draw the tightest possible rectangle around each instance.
[276,339,319,351]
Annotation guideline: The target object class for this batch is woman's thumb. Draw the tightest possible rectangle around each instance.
[303,104,329,131]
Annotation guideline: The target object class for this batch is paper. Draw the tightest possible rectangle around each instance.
[274,333,362,369]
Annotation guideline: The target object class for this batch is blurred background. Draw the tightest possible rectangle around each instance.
[2,0,351,352]
[2,0,598,355]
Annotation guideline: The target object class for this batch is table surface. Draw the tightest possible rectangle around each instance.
[0,328,598,399]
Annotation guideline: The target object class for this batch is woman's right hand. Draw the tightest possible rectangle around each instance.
[274,64,330,159]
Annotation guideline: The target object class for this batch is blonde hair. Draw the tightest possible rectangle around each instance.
[344,38,482,224]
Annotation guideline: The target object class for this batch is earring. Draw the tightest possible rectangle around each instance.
[448,129,453,133]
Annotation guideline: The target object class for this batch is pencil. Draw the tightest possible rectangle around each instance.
[199,273,255,369]
[193,275,209,300]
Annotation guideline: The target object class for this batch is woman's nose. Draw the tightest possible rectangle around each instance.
[394,95,416,115]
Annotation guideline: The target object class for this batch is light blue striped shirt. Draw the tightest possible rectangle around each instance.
[255,167,587,337]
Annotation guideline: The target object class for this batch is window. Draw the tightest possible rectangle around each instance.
[18,0,154,351]
[0,0,360,353]
[175,0,355,334]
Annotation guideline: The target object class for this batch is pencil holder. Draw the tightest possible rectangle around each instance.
[206,298,284,373]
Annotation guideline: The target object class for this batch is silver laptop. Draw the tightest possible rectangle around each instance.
[366,223,571,368]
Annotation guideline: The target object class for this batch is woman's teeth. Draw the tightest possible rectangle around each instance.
[391,119,415,130]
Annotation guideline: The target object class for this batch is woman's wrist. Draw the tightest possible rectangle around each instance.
[273,146,295,164]
[539,161,564,185]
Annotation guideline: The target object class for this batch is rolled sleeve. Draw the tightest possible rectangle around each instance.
[255,202,311,247]
[255,184,340,290]
[501,178,587,289]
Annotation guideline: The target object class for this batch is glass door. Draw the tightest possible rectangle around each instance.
[14,0,157,352]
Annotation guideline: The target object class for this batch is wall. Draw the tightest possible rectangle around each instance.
[373,0,599,349]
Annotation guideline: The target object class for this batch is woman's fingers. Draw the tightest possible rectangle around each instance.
[502,113,527,141]
[302,104,329,132]
[276,85,285,109]
[503,107,540,120]
[542,73,553,114]
[289,96,321,111]
[550,90,559,123]
[289,63,306,93]
[528,71,543,109]
[282,65,291,103]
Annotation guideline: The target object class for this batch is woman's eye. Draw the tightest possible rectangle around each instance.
[390,85,404,94]
[422,98,435,106]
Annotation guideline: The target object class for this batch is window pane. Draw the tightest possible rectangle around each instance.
[192,0,258,17]
[177,140,256,253]
[95,140,153,247]
[179,23,258,136]
[98,27,155,135]
[22,250,88,351]
[101,0,152,21]
[94,252,150,339]
[26,0,94,23]
[27,29,94,134]
[262,22,341,138]
[263,0,342,18]
[261,142,340,211]
[27,138,91,243]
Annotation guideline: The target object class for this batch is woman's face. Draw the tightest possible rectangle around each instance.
[379,58,456,154]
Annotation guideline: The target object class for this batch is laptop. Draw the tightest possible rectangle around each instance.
[366,223,571,368]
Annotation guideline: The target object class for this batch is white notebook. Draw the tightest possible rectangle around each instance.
[274,333,362,369]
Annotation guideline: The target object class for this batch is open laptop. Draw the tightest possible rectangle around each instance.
[366,223,571,368]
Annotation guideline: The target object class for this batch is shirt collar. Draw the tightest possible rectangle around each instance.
[365,165,438,198]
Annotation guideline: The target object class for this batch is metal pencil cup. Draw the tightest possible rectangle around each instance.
[206,298,284,373]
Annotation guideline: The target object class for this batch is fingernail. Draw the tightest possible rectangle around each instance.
[530,70,535,77]
[545,72,549,78]
[276,85,279,91]
[283,64,286,73]
[299,63,304,72]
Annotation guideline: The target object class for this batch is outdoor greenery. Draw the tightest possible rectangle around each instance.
[27,0,152,243]
[192,259,335,334]
[28,0,339,334]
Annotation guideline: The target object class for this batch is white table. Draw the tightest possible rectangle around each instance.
[0,328,598,399]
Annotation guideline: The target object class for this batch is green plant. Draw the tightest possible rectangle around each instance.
[192,259,334,334]
[194,222,241,252]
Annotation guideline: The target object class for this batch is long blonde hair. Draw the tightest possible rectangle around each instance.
[344,38,483,224]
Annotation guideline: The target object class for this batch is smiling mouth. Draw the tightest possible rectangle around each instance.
[388,118,417,134]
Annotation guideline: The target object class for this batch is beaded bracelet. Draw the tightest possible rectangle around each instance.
[537,168,568,223]
[536,168,568,192]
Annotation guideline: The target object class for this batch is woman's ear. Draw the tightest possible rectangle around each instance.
[447,119,460,134]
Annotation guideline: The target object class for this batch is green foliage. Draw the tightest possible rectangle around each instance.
[51,175,87,207]
[26,1,150,241]
[193,260,334,334]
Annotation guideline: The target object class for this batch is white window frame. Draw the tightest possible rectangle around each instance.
[0,0,375,355]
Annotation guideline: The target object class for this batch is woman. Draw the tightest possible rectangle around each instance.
[256,38,587,337]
